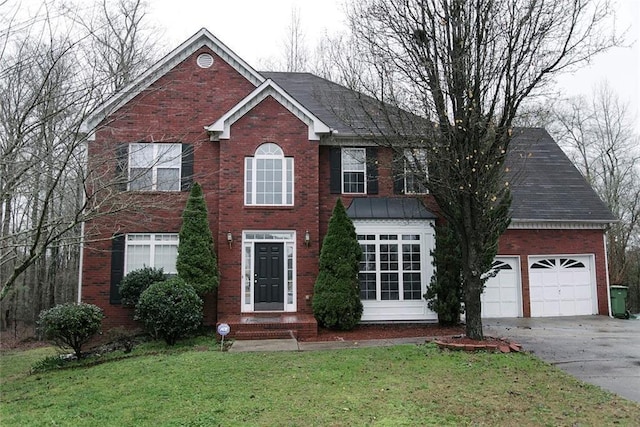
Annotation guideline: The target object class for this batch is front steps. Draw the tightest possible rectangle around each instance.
[217,313,317,340]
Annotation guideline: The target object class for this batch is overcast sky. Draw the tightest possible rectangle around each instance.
[11,0,640,130]
[145,0,639,130]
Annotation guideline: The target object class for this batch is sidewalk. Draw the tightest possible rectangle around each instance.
[228,336,433,352]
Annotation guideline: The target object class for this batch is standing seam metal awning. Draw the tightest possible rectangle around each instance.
[346,197,437,220]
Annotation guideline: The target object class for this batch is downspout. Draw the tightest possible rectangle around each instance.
[603,232,612,317]
[77,220,84,303]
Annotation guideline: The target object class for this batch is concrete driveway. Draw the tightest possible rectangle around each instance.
[484,315,640,403]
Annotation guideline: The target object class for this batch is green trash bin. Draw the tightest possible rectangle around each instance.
[610,285,629,319]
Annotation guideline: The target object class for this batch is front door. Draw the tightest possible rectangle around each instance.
[254,242,284,311]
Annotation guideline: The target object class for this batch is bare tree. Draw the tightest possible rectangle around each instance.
[339,0,618,339]
[0,0,161,332]
[258,7,309,72]
[551,83,640,287]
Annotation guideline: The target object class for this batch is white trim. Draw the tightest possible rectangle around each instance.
[509,220,610,230]
[206,79,331,141]
[77,220,85,303]
[82,28,265,134]
[241,230,297,313]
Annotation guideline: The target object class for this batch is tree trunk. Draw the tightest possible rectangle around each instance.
[464,273,484,340]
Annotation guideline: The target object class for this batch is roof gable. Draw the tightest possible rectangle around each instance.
[205,79,331,141]
[82,28,264,134]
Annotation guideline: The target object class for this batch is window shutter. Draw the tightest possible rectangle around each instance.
[366,147,378,194]
[110,234,125,304]
[329,147,342,194]
[181,144,194,191]
[392,151,404,194]
[115,144,129,191]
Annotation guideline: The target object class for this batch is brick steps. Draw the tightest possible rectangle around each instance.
[218,314,317,340]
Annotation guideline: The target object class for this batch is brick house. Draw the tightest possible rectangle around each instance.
[80,29,615,339]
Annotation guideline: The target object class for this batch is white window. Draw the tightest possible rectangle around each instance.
[125,233,179,274]
[357,233,423,301]
[129,143,182,191]
[245,143,294,206]
[403,148,428,194]
[342,148,366,194]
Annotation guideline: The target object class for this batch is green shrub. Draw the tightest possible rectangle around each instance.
[313,198,363,330]
[119,267,167,307]
[31,355,67,373]
[176,182,219,295]
[38,303,104,359]
[424,223,463,325]
[135,277,203,345]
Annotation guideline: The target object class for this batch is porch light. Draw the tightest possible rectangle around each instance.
[227,231,233,248]
[304,230,311,247]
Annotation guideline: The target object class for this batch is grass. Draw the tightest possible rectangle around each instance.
[1,340,639,426]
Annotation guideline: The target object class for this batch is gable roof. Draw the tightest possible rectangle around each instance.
[262,72,425,138]
[82,28,265,134]
[205,79,331,141]
[508,128,615,224]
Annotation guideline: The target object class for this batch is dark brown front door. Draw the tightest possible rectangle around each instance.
[254,242,284,311]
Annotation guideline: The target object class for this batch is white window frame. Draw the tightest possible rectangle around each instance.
[354,220,436,322]
[403,148,429,194]
[124,233,179,275]
[241,231,297,313]
[245,143,294,206]
[128,143,182,191]
[342,147,366,194]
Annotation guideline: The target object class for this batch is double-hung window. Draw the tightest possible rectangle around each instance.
[403,148,428,194]
[125,233,179,275]
[129,143,182,191]
[245,143,294,206]
[342,147,366,193]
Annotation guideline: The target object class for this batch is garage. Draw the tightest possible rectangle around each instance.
[481,257,521,318]
[528,255,596,317]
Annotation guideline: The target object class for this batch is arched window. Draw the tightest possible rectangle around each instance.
[245,143,294,205]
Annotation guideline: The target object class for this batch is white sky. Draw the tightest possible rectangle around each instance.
[146,0,639,131]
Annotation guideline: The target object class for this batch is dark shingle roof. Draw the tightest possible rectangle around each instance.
[262,72,614,224]
[346,197,437,220]
[507,128,615,223]
[262,72,421,137]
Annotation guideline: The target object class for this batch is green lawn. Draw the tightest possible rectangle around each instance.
[1,341,639,426]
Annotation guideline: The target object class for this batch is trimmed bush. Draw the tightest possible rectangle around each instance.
[38,303,104,359]
[312,198,363,329]
[135,277,203,345]
[119,267,166,307]
[176,182,219,295]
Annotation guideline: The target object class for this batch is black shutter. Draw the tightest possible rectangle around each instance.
[366,147,378,194]
[329,147,342,194]
[115,144,128,191]
[181,144,194,191]
[392,151,404,194]
[110,234,125,304]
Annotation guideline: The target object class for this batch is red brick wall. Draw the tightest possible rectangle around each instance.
[498,228,609,316]
[82,47,255,329]
[216,96,320,319]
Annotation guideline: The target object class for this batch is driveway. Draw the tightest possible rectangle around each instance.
[484,315,640,403]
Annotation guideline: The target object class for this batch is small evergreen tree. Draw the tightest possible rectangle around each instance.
[176,182,219,295]
[312,198,363,329]
[424,223,463,326]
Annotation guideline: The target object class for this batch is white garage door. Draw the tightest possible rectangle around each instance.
[481,257,521,318]
[529,256,595,317]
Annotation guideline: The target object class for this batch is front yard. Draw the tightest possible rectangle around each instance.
[1,340,639,426]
